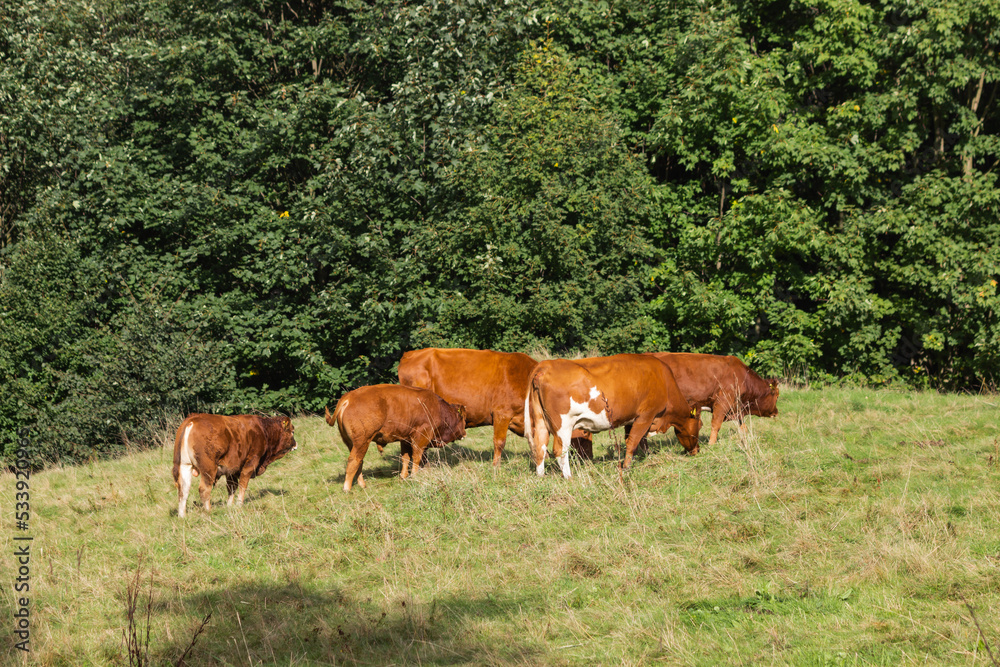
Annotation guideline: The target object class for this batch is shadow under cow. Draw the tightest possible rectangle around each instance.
[573,431,708,465]
[322,427,707,489]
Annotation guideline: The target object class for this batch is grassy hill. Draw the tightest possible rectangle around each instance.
[3,387,1000,665]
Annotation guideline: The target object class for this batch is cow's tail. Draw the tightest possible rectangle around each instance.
[327,397,350,429]
[523,384,533,445]
[172,418,200,488]
[172,423,184,487]
[524,370,543,445]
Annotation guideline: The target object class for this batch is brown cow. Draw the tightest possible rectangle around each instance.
[172,414,297,518]
[525,354,701,477]
[398,347,590,465]
[326,384,467,492]
[648,353,779,445]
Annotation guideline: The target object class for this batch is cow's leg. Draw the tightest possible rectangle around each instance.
[637,423,652,455]
[570,430,593,460]
[399,441,414,479]
[705,396,734,446]
[622,417,655,469]
[225,474,239,506]
[530,416,550,476]
[491,415,513,467]
[176,460,194,518]
[234,467,255,506]
[708,407,726,445]
[343,441,370,492]
[553,419,575,479]
[197,463,218,513]
[405,435,431,479]
[623,423,650,457]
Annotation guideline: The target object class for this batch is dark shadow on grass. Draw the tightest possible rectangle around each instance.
[589,430,707,464]
[319,427,709,489]
[324,440,500,487]
[172,485,293,518]
[244,487,286,503]
[322,448,409,485]
[153,583,546,665]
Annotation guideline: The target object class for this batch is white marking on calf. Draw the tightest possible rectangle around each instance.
[177,422,195,518]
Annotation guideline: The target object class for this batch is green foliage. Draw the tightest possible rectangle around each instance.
[640,0,1000,383]
[431,40,657,352]
[0,231,234,465]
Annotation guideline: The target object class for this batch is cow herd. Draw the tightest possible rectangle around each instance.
[172,348,780,517]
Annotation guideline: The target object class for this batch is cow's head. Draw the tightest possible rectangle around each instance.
[674,407,703,455]
[751,381,780,417]
[435,401,467,445]
[258,417,297,475]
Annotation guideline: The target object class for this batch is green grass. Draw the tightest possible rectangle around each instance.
[3,387,1000,665]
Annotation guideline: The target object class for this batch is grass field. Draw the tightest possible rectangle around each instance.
[3,386,1000,665]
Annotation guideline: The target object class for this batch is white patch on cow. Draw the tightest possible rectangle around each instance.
[551,394,612,479]
[177,422,195,518]
[557,450,572,478]
[554,419,575,479]
[567,396,612,433]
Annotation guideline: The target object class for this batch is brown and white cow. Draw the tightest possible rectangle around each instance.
[172,414,297,518]
[326,384,467,492]
[648,353,779,445]
[398,347,593,465]
[524,354,700,477]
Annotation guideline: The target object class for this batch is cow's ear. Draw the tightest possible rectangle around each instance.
[455,404,467,419]
[282,418,292,431]
[769,380,779,394]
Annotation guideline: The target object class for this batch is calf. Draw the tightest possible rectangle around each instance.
[326,384,467,492]
[172,414,297,518]
[525,354,700,477]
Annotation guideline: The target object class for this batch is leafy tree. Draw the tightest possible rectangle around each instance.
[435,40,657,353]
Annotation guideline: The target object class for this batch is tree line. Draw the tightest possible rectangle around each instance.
[2,0,998,464]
